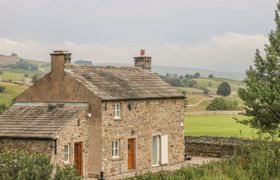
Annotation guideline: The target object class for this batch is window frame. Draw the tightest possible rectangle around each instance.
[114,103,121,120]
[64,144,70,164]
[112,140,120,158]
[152,135,161,166]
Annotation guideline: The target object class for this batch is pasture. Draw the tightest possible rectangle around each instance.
[184,115,258,138]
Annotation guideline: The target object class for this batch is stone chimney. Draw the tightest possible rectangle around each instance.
[50,50,71,76]
[134,49,152,72]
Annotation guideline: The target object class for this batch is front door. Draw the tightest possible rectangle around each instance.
[74,142,83,176]
[128,138,136,170]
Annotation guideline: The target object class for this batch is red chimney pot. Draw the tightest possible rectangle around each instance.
[140,49,145,56]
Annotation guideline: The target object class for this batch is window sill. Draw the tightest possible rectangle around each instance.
[114,117,121,120]
[64,161,71,165]
[152,164,160,167]
[112,156,121,161]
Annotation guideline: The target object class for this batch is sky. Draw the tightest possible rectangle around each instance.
[0,0,278,73]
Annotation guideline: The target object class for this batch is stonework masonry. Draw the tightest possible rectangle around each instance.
[0,138,54,155]
[101,98,185,178]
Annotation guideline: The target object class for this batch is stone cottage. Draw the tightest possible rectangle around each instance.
[0,50,185,179]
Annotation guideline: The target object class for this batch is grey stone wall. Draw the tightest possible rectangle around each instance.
[0,138,54,156]
[101,98,185,178]
[185,136,254,157]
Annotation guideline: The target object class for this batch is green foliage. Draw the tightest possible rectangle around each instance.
[0,151,82,180]
[0,71,3,75]
[54,165,82,180]
[0,85,5,93]
[32,74,40,83]
[0,151,53,180]
[131,140,280,179]
[208,74,214,79]
[207,97,238,111]
[7,59,38,71]
[0,104,7,114]
[238,2,280,136]
[217,82,231,96]
[74,60,93,66]
[193,72,200,78]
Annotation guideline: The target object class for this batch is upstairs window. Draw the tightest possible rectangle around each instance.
[114,103,121,119]
[64,144,70,163]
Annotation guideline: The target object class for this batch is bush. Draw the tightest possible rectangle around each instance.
[206,97,238,111]
[0,151,81,180]
[0,104,7,114]
[131,140,280,179]
[0,86,5,93]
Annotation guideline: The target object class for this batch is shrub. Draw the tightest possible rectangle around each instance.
[0,151,81,180]
[0,104,7,114]
[131,140,280,179]
[54,165,82,180]
[206,97,238,111]
[0,86,5,93]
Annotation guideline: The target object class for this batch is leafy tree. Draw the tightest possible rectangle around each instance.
[217,82,231,97]
[194,72,200,78]
[0,71,3,75]
[238,2,280,136]
[23,73,29,77]
[208,74,214,79]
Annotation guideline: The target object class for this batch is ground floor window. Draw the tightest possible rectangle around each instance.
[112,140,120,158]
[64,144,70,163]
[152,135,168,165]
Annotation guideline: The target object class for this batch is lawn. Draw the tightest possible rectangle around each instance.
[185,115,258,138]
[0,82,28,106]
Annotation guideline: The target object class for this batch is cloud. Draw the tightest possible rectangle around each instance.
[0,33,267,72]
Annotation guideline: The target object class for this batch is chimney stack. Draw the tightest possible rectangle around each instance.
[134,49,152,72]
[50,50,71,76]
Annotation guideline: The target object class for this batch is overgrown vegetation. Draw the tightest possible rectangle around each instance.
[131,140,280,179]
[207,97,238,111]
[0,150,81,180]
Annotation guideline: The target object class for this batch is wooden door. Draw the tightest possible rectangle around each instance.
[128,139,136,170]
[74,142,83,176]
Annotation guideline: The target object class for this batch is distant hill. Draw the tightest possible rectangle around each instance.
[0,54,245,81]
[0,54,20,67]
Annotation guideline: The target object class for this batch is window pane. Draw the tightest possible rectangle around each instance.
[64,145,69,162]
[152,136,158,165]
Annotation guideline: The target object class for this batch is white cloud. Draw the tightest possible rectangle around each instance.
[0,33,268,72]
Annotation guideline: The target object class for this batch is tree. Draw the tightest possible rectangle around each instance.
[194,72,200,78]
[238,2,280,136]
[208,74,214,79]
[32,74,39,83]
[217,82,231,97]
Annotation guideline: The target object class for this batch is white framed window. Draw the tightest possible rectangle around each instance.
[64,144,70,163]
[112,140,120,158]
[114,103,121,119]
[152,135,168,166]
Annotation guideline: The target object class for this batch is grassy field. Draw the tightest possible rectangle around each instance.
[0,82,28,106]
[184,115,258,138]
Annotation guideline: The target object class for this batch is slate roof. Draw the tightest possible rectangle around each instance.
[0,103,87,139]
[65,65,184,100]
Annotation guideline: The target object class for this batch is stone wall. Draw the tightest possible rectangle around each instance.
[0,138,54,156]
[15,72,103,177]
[101,98,185,178]
[185,136,253,157]
[52,109,89,176]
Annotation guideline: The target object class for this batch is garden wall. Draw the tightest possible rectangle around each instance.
[185,136,253,157]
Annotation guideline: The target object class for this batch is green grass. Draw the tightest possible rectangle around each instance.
[0,82,28,106]
[194,77,243,94]
[185,115,258,138]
